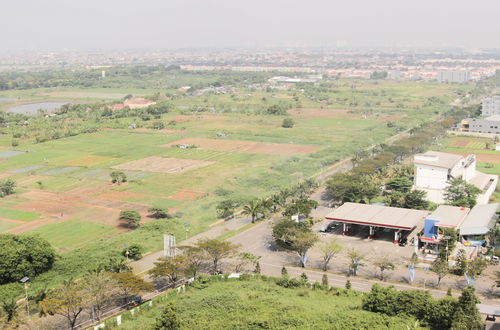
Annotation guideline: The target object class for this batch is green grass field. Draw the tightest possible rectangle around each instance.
[115,276,420,330]
[0,208,40,221]
[29,220,121,251]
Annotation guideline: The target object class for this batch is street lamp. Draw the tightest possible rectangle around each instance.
[123,244,129,260]
[20,277,29,318]
[183,222,190,240]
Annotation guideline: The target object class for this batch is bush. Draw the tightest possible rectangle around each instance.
[119,210,141,228]
[123,244,143,260]
[282,118,295,128]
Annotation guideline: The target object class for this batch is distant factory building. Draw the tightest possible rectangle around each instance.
[482,96,500,116]
[437,70,470,83]
[460,115,500,134]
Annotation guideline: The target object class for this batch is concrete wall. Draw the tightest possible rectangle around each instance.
[414,164,448,189]
[477,175,498,205]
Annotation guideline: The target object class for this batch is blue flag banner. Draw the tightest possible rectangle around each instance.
[409,266,415,283]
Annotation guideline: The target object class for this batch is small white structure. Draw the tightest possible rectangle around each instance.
[413,151,498,204]
[496,143,500,151]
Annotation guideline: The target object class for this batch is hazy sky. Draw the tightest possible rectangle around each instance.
[1,0,499,51]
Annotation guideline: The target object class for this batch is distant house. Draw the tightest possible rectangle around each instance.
[413,151,498,204]
[124,98,156,109]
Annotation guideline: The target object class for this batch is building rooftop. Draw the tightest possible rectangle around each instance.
[413,151,464,169]
[469,171,497,192]
[325,202,429,230]
[427,205,470,228]
[460,203,499,236]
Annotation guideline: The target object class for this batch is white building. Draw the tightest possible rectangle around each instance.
[413,151,498,204]
[482,96,500,116]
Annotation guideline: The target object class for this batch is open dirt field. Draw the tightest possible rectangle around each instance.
[62,155,114,166]
[287,108,352,118]
[112,156,215,174]
[377,115,405,121]
[163,138,321,155]
[97,191,148,201]
[451,139,470,147]
[165,189,206,201]
[451,152,500,163]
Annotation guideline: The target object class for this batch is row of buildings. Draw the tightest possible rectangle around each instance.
[324,150,499,249]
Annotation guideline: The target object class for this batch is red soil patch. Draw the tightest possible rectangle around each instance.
[98,191,148,200]
[451,152,500,164]
[377,115,404,121]
[163,138,320,156]
[451,139,470,147]
[165,189,206,201]
[112,156,215,174]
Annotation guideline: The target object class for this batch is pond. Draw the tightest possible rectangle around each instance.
[7,101,71,115]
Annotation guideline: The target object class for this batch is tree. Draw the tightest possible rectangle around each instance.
[149,255,187,283]
[216,200,237,219]
[148,207,171,219]
[110,171,127,184]
[486,226,500,251]
[347,249,364,276]
[0,178,15,197]
[281,266,288,276]
[242,199,264,223]
[454,249,468,275]
[374,257,396,281]
[281,118,295,128]
[154,302,180,330]
[272,219,318,267]
[119,210,141,228]
[113,272,154,304]
[467,258,488,277]
[444,178,481,208]
[402,190,429,210]
[345,280,352,290]
[451,287,482,330]
[123,244,143,260]
[83,270,119,321]
[0,234,56,284]
[318,238,343,271]
[282,198,318,218]
[233,252,260,273]
[99,257,131,273]
[326,174,380,204]
[40,280,88,330]
[430,258,449,286]
[1,299,19,323]
[177,245,205,279]
[300,272,308,281]
[196,239,239,274]
[385,177,413,193]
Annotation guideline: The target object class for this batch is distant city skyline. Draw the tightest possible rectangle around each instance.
[1,0,499,52]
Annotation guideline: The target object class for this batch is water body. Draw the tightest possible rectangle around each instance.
[7,101,71,115]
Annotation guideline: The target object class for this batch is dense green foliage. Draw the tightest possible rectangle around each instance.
[118,276,419,330]
[0,234,56,284]
[362,284,482,330]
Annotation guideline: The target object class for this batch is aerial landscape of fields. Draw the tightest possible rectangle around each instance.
[1,2,500,328]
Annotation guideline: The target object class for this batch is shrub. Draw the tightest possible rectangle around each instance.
[282,118,295,128]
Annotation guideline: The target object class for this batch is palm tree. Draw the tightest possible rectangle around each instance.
[242,200,264,223]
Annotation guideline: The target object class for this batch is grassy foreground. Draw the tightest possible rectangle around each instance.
[111,276,420,330]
